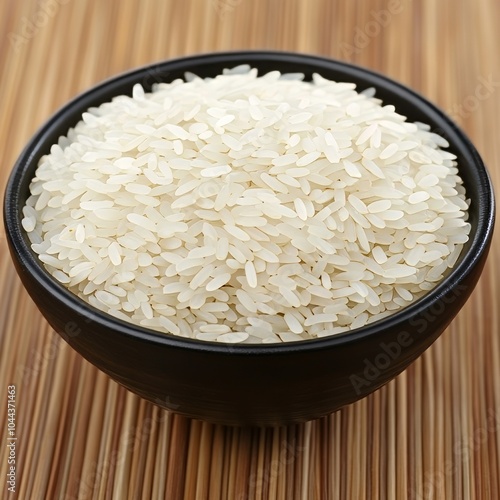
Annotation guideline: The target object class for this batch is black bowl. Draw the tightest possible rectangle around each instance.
[3,51,495,425]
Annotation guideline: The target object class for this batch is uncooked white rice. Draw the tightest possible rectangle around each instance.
[22,66,471,343]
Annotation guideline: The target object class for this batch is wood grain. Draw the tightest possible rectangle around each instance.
[0,0,499,498]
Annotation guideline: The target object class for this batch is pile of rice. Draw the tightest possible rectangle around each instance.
[22,66,471,343]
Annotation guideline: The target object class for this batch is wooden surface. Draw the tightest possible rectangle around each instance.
[1,1,499,499]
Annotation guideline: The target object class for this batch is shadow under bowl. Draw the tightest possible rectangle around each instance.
[3,51,495,426]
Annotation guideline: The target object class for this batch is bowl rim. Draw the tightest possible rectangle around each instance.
[3,50,496,356]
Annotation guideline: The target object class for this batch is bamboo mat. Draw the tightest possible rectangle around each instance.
[1,1,499,498]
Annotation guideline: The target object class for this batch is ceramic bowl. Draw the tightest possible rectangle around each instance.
[3,51,495,425]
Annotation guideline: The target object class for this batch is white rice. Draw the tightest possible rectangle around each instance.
[22,66,471,343]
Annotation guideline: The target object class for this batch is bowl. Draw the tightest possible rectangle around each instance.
[3,51,495,426]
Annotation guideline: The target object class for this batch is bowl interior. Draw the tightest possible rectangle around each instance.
[3,51,495,353]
